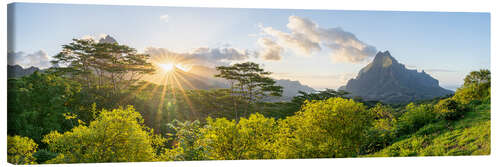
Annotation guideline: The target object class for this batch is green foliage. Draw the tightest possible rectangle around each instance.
[8,72,81,144]
[42,106,159,163]
[396,103,437,136]
[275,97,373,158]
[7,135,38,165]
[199,113,278,160]
[453,69,490,104]
[434,98,465,120]
[51,38,155,92]
[33,149,58,164]
[369,103,490,157]
[363,103,397,154]
[255,102,299,119]
[290,89,349,112]
[164,120,206,161]
[215,62,283,118]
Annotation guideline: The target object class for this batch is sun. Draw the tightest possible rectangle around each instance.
[158,63,175,72]
[156,62,191,73]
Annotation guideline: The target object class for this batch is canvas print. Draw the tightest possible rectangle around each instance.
[7,3,490,164]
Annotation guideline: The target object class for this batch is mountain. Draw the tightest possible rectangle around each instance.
[266,79,316,102]
[339,51,453,104]
[8,65,43,78]
[175,66,316,102]
[7,63,316,102]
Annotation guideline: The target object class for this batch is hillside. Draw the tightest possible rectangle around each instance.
[368,102,490,157]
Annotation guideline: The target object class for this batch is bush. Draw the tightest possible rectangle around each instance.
[8,72,81,144]
[42,106,159,163]
[362,104,397,154]
[164,120,206,161]
[435,99,465,120]
[33,149,58,164]
[396,103,437,136]
[7,135,38,165]
[453,69,490,105]
[199,113,278,160]
[275,97,373,158]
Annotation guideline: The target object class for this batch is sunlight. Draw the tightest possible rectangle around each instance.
[158,63,174,72]
[156,62,191,73]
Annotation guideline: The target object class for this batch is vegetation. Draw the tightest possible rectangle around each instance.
[6,38,490,164]
[215,62,283,119]
[7,135,38,165]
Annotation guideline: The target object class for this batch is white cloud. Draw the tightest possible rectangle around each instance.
[160,14,169,23]
[257,37,283,61]
[259,16,377,63]
[145,47,254,67]
[79,34,117,43]
[8,50,52,69]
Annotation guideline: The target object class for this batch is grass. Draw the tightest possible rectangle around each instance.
[367,103,490,157]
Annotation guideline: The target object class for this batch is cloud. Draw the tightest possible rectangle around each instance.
[80,34,117,43]
[8,50,52,69]
[257,37,283,61]
[144,47,254,67]
[259,16,377,63]
[260,26,320,56]
[160,14,169,22]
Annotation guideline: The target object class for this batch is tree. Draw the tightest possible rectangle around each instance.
[434,98,464,120]
[454,69,491,104]
[42,106,160,163]
[51,39,155,93]
[7,135,38,165]
[464,69,490,86]
[291,89,349,109]
[363,103,397,154]
[215,62,283,118]
[7,72,81,144]
[199,113,277,160]
[164,120,206,161]
[275,97,373,158]
[396,103,437,136]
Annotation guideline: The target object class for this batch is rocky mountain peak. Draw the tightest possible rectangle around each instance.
[372,51,398,67]
[340,51,453,103]
[98,35,118,44]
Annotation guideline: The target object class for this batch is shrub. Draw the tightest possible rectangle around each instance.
[164,120,206,161]
[42,106,158,163]
[362,104,397,154]
[396,103,437,136]
[7,135,38,165]
[453,69,490,105]
[435,99,465,120]
[275,97,373,158]
[33,149,58,164]
[199,113,277,160]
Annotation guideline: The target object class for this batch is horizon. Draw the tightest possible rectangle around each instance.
[7,3,490,90]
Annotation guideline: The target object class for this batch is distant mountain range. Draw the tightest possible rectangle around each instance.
[339,51,454,104]
[7,64,43,78]
[7,64,316,102]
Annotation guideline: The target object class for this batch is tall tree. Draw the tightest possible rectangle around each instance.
[51,39,155,93]
[215,62,283,118]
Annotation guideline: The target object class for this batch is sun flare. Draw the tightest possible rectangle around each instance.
[156,62,191,73]
[158,63,174,72]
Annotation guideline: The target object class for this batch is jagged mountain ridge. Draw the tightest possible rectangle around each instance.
[7,65,43,78]
[339,51,453,103]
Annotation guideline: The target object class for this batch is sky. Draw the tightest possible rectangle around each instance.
[7,3,490,90]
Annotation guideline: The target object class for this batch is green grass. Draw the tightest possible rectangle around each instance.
[367,103,490,157]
